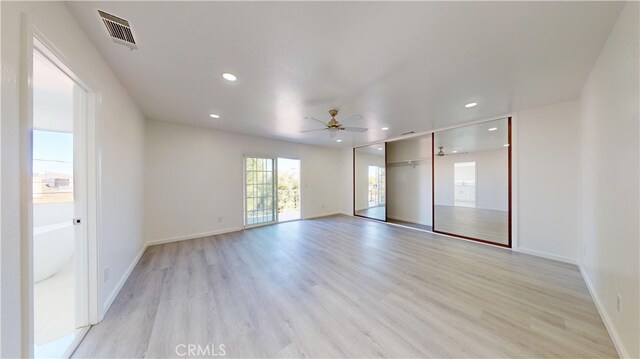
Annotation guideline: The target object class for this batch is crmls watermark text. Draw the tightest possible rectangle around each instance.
[175,344,226,357]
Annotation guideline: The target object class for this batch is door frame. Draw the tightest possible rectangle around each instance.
[21,20,101,357]
[431,117,512,248]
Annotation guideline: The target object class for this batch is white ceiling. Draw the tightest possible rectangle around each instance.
[434,117,509,154]
[67,1,623,148]
[356,144,386,157]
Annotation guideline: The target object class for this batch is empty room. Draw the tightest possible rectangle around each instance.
[1,1,639,358]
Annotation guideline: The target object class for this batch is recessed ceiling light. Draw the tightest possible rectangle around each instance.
[452,150,458,153]
[222,73,237,81]
[465,102,478,108]
[504,144,510,147]
[378,147,383,150]
[488,127,497,131]
[209,114,220,118]
[381,127,389,131]
[336,139,342,142]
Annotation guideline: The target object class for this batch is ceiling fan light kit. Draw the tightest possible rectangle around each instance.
[301,109,368,138]
[436,146,468,156]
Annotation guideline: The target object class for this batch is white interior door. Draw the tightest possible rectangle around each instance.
[32,37,89,358]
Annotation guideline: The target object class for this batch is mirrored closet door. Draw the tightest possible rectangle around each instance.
[386,135,432,231]
[433,118,511,246]
[354,144,386,221]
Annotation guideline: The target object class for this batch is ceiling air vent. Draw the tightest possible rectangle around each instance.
[98,10,137,50]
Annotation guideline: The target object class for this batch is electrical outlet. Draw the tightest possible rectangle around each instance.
[617,293,622,312]
[103,266,110,282]
[218,216,223,223]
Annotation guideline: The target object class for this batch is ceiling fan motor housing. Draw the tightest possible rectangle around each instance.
[328,109,341,128]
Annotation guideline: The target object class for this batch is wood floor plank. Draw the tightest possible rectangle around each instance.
[72,215,618,358]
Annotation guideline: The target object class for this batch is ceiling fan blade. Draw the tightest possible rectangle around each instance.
[300,128,327,133]
[342,127,368,133]
[305,117,328,126]
[340,114,363,124]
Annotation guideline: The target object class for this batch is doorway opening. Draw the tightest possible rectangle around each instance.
[277,158,301,222]
[32,38,90,358]
[454,161,476,208]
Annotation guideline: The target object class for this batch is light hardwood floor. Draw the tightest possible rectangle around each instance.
[435,205,509,245]
[387,217,433,231]
[73,215,617,358]
[355,205,386,221]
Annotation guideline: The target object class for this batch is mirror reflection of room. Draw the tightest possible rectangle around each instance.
[433,118,510,245]
[354,144,386,221]
[386,135,432,231]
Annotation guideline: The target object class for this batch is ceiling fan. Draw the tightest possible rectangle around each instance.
[301,109,367,138]
[436,146,467,156]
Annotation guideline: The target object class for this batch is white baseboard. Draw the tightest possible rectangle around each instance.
[515,247,578,265]
[386,215,431,226]
[303,211,342,220]
[579,264,627,359]
[101,242,148,319]
[148,214,347,247]
[147,227,242,246]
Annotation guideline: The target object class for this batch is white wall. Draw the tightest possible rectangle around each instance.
[386,136,432,225]
[144,120,344,243]
[515,101,581,263]
[434,149,508,211]
[1,2,146,357]
[353,150,385,211]
[579,2,639,357]
[339,148,354,215]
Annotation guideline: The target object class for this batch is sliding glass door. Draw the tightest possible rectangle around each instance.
[244,156,276,226]
[277,158,301,222]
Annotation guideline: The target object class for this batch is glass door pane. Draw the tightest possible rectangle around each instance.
[277,158,301,222]
[245,156,276,226]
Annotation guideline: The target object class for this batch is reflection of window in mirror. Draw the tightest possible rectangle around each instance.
[454,162,476,208]
[354,144,386,221]
[367,165,386,207]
